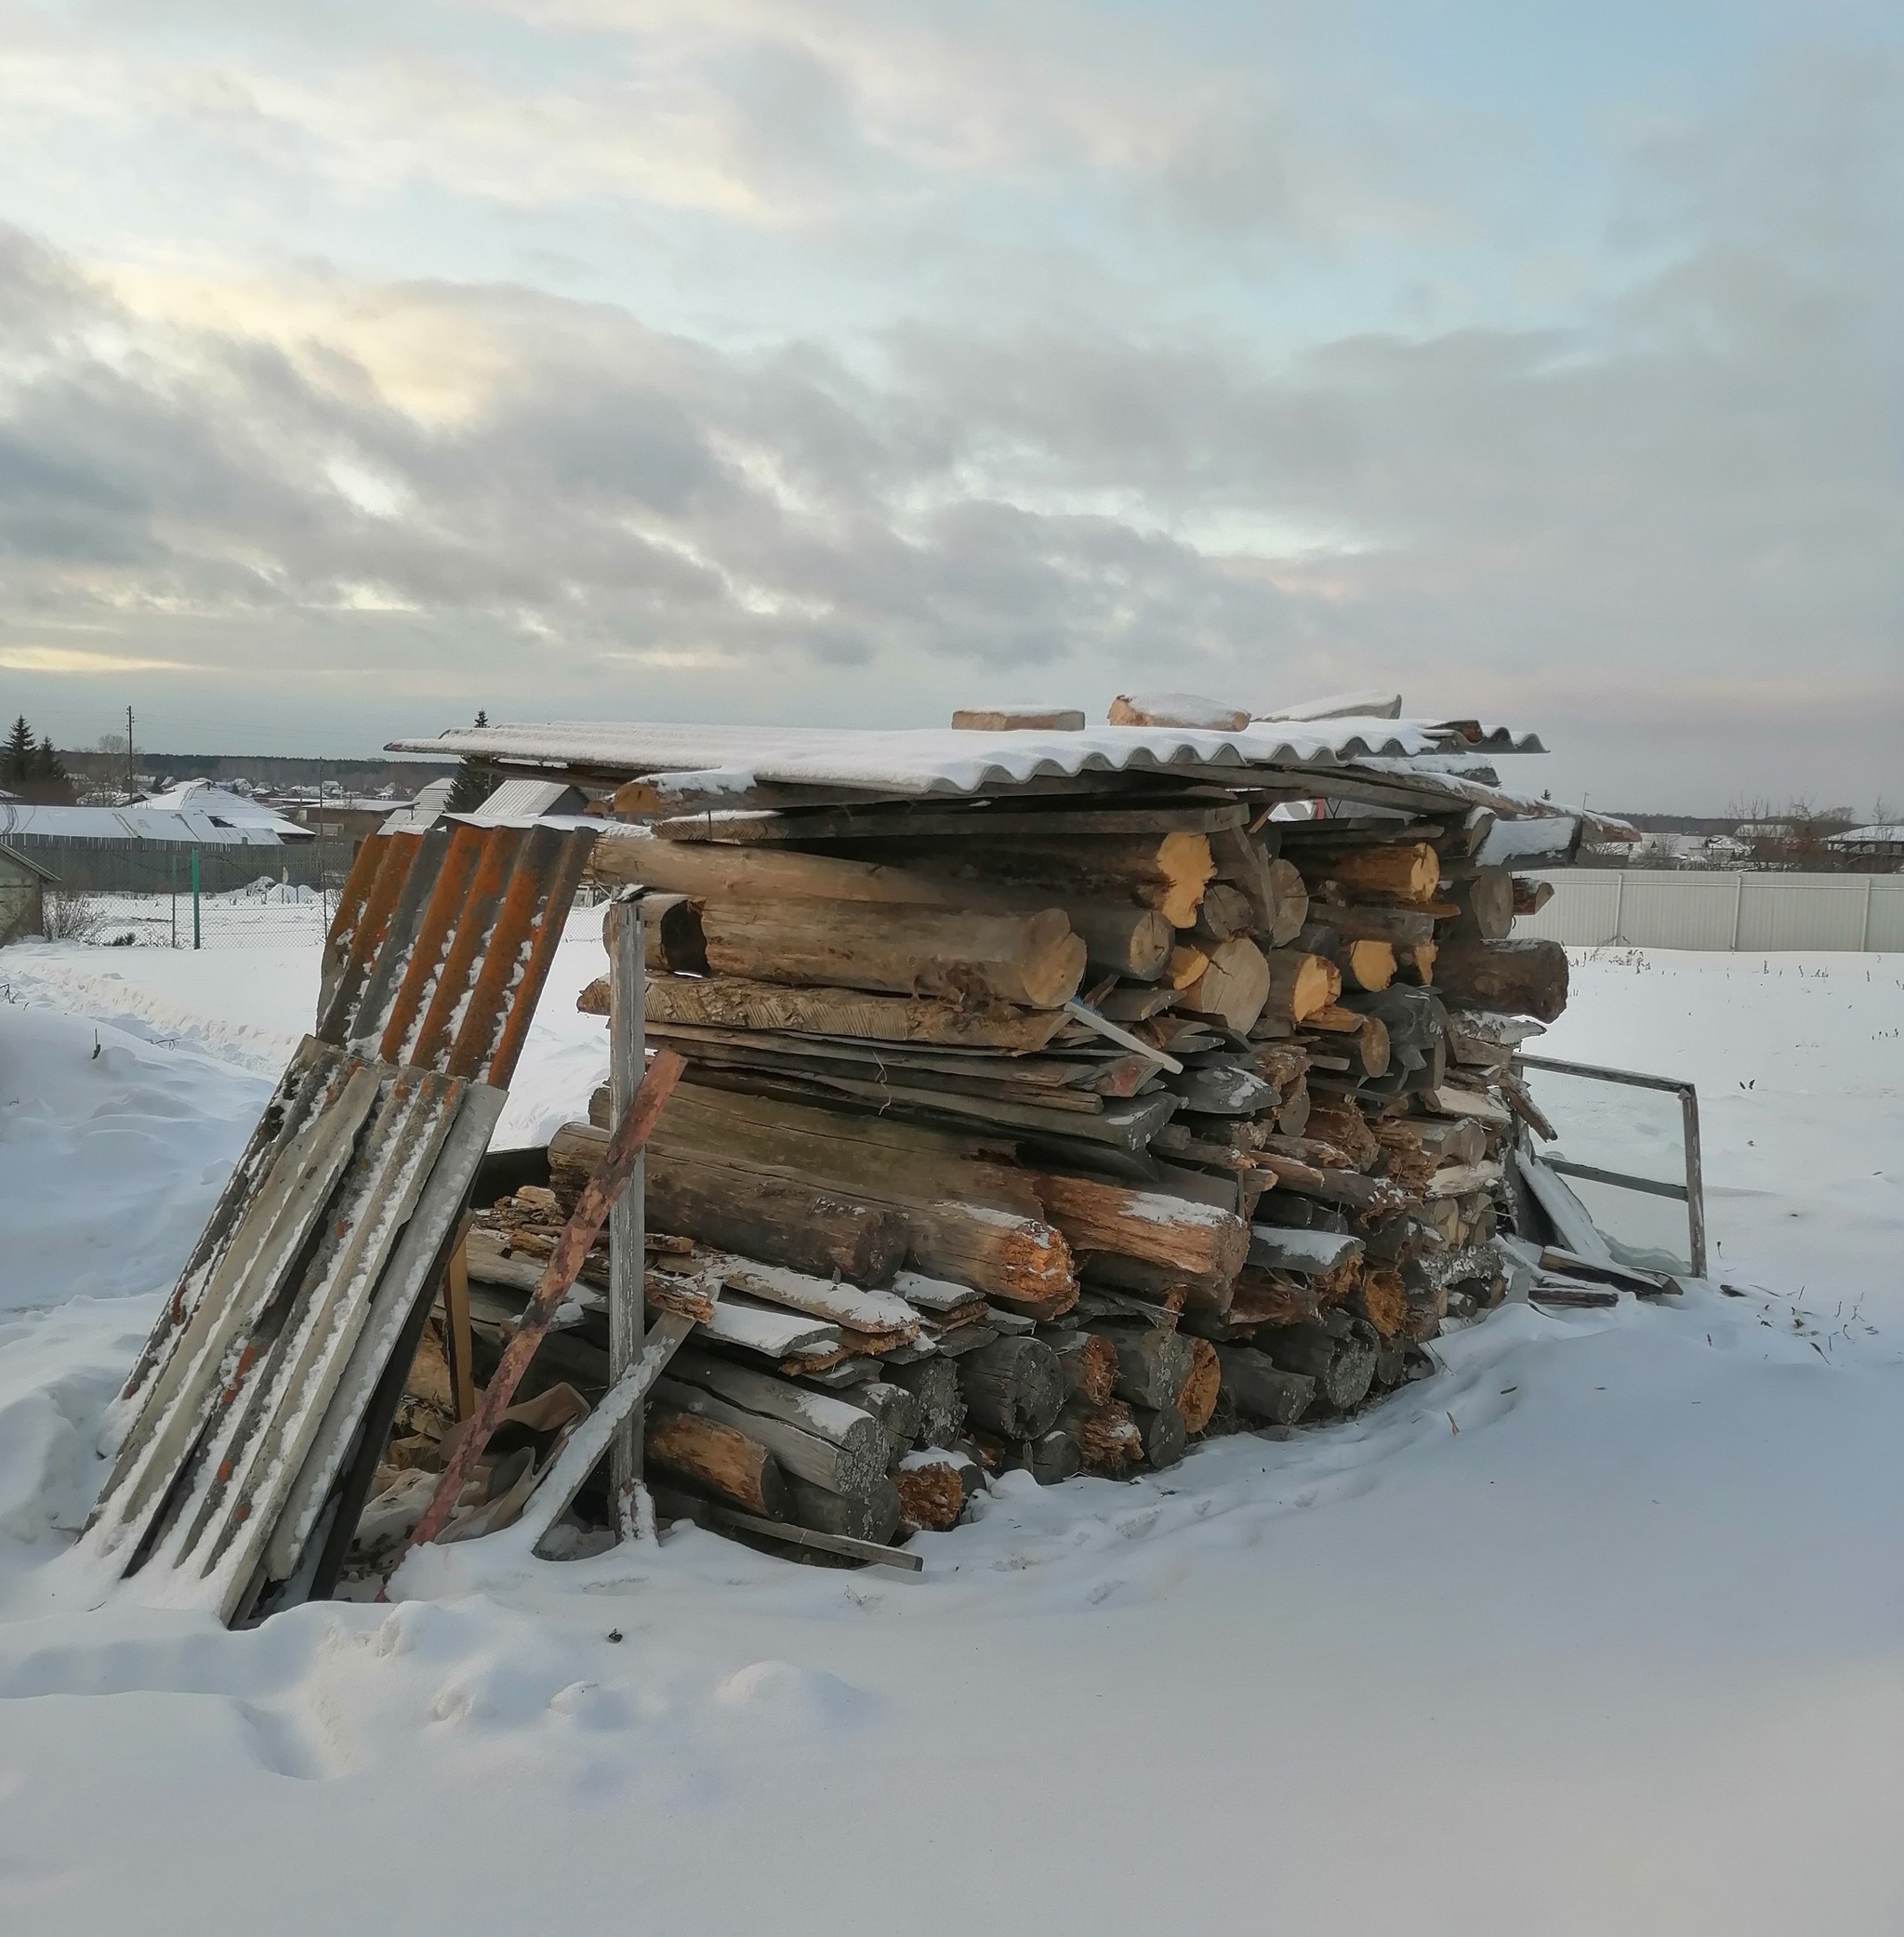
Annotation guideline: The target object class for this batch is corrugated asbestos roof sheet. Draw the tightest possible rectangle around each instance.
[81,820,595,1624]
[387,716,1543,797]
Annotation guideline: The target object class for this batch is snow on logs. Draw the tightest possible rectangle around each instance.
[443,733,1586,1551]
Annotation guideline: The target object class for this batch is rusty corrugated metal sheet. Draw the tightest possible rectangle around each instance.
[319,819,593,1085]
[85,820,592,1623]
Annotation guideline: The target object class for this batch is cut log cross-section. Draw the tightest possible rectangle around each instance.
[1261,950,1342,1028]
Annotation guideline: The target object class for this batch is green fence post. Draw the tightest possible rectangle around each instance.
[191,848,201,950]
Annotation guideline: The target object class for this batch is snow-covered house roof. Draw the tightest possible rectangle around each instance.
[137,780,313,840]
[1827,825,1904,851]
[0,799,302,847]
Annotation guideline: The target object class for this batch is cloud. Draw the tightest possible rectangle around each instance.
[0,20,1895,808]
[0,645,205,673]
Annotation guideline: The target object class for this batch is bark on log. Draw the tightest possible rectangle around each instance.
[666,1349,897,1466]
[1303,901,1435,947]
[641,973,1072,1051]
[831,831,1216,929]
[646,1152,910,1286]
[1298,842,1440,904]
[646,1406,789,1518]
[1432,939,1568,1022]
[694,899,1086,1010]
[784,1474,902,1544]
[957,1335,1065,1439]
[1033,1173,1250,1289]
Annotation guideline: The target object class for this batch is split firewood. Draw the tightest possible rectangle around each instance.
[894,1453,969,1530]
[1047,1330,1118,1408]
[1260,949,1341,1028]
[1175,1338,1221,1434]
[1060,1399,1146,1474]
[1182,936,1272,1033]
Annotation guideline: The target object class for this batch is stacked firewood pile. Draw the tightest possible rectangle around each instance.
[458,776,1571,1550]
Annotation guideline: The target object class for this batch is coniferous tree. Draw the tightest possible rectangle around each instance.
[2,714,33,788]
[446,710,498,814]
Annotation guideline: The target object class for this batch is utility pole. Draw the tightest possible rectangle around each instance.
[126,704,135,803]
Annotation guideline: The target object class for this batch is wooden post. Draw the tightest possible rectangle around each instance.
[608,891,647,1529]
[407,1050,686,1551]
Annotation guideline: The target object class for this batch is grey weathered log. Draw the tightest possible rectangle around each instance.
[783,1474,903,1544]
[1213,1347,1316,1426]
[1433,938,1568,1023]
[1257,1317,1377,1411]
[887,1357,966,1447]
[1247,1225,1364,1277]
[1130,1401,1188,1469]
[1020,1427,1082,1486]
[667,1347,895,1464]
[1103,1326,1195,1410]
[957,1335,1064,1439]
[852,1380,922,1453]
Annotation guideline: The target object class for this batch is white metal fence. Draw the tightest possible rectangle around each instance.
[1515,870,1904,952]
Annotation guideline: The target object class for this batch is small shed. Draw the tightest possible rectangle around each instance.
[0,842,55,943]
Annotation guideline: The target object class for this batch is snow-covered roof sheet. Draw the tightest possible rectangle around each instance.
[1828,825,1904,845]
[0,801,298,846]
[389,716,1542,797]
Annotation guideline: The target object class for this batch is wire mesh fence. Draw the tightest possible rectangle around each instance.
[28,838,358,949]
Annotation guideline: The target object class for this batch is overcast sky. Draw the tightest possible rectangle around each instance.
[0,1,1897,809]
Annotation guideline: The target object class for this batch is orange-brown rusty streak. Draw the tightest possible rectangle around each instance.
[376,822,489,1067]
[320,832,424,1042]
[442,830,562,1082]
[407,827,524,1073]
[481,829,596,1088]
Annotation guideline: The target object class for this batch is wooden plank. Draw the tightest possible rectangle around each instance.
[607,894,646,1517]
[656,803,1247,842]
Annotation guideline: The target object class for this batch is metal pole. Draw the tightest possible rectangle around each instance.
[607,890,647,1532]
[1861,873,1873,952]
[1730,871,1744,950]
[170,851,177,949]
[1680,1083,1707,1280]
[1611,869,1625,944]
[191,847,201,949]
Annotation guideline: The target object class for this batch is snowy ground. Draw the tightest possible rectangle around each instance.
[1,934,1901,1934]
